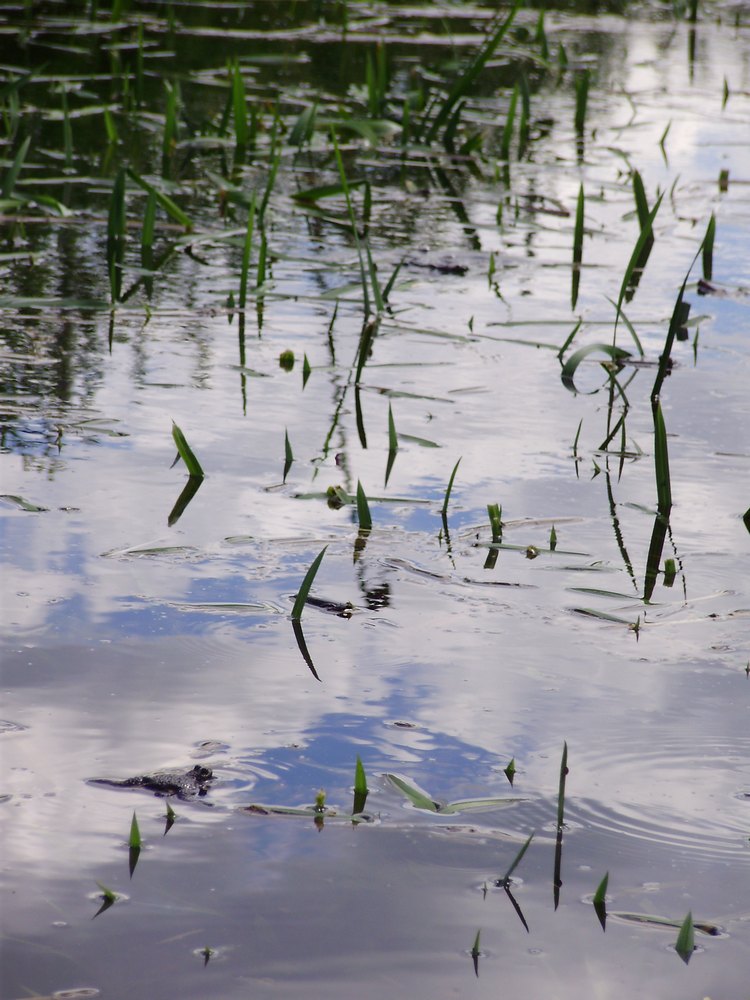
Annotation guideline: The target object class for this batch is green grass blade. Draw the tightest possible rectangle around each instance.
[291,546,328,620]
[289,102,317,147]
[604,297,644,356]
[126,167,192,231]
[171,420,205,479]
[356,480,372,531]
[571,183,584,310]
[556,741,568,831]
[675,912,695,964]
[354,755,368,797]
[441,458,461,519]
[385,773,440,812]
[232,62,249,149]
[424,3,519,142]
[387,402,398,453]
[613,192,664,334]
[593,871,608,930]
[499,832,534,885]
[557,320,582,360]
[129,810,141,849]
[653,400,672,512]
[702,212,715,281]
[487,502,502,542]
[503,757,515,785]
[560,343,631,393]
[353,754,368,815]
[2,135,31,198]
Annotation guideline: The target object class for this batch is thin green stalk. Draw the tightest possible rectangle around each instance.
[356,480,372,531]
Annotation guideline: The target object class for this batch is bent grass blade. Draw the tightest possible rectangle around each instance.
[291,546,328,620]
[171,421,205,479]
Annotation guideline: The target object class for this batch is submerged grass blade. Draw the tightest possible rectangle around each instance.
[171,420,205,479]
[291,546,328,620]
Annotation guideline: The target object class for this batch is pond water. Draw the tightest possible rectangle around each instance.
[1,1,749,997]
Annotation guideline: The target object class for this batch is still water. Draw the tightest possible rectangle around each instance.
[1,1,749,997]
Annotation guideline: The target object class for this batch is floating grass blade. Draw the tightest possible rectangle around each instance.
[593,871,608,931]
[355,480,372,531]
[385,774,440,812]
[675,911,695,964]
[171,421,205,479]
[702,213,715,281]
[441,458,462,520]
[571,183,584,310]
[291,546,327,620]
[652,400,672,512]
[498,832,534,886]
